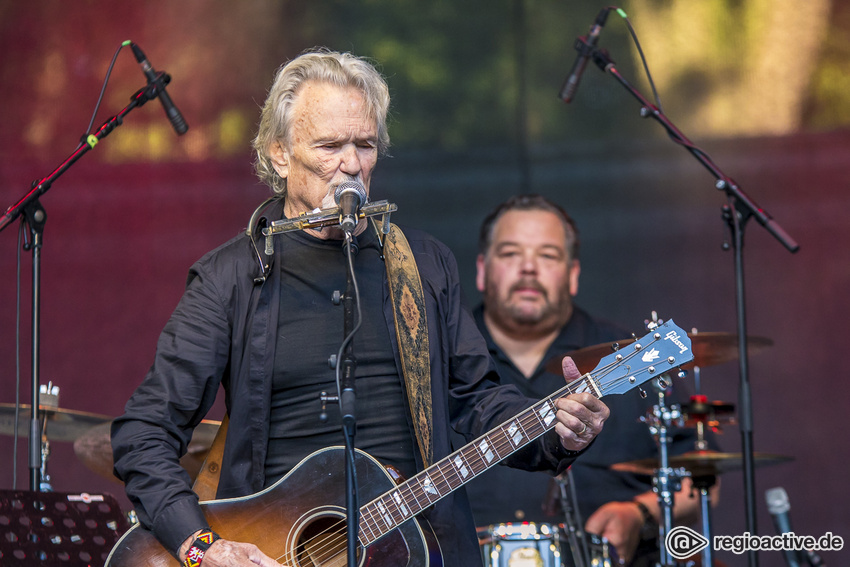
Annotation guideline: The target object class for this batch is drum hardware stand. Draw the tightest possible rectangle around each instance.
[692,473,717,567]
[687,372,718,567]
[642,387,686,567]
[37,381,60,492]
[555,468,592,567]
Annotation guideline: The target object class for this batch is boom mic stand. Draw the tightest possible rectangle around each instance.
[582,46,799,567]
[0,76,181,491]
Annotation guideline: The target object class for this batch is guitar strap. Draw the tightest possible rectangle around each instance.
[380,222,434,468]
[193,221,433,498]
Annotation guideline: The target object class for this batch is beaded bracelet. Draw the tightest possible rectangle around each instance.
[183,529,220,567]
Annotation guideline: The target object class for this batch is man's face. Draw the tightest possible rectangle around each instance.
[477,209,580,335]
[269,80,379,220]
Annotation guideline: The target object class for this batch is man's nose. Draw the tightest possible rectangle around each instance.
[519,253,538,273]
[339,144,361,175]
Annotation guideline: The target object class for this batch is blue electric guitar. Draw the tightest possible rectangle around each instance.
[106,320,693,567]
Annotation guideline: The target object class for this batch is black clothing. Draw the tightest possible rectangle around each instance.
[266,227,415,482]
[111,203,578,566]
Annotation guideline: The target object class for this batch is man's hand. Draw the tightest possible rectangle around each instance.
[180,531,281,566]
[585,501,644,565]
[553,356,609,452]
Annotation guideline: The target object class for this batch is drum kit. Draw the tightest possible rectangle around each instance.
[477,328,793,567]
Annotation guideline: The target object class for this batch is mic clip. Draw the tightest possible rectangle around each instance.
[130,71,172,107]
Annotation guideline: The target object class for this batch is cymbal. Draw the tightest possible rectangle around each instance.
[0,403,111,442]
[610,450,793,477]
[73,419,221,483]
[546,332,773,375]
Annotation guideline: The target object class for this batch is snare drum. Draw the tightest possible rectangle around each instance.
[478,523,563,567]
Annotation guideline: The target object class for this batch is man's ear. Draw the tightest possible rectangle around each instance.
[568,259,581,297]
[476,254,487,293]
[269,140,289,179]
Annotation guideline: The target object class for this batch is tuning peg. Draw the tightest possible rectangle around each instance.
[611,342,620,351]
[657,377,669,389]
[639,387,647,399]
[677,369,688,379]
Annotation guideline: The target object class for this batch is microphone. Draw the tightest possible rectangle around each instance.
[765,487,804,567]
[130,42,189,135]
[559,8,611,103]
[334,180,367,234]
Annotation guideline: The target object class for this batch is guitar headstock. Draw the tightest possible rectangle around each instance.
[590,320,693,397]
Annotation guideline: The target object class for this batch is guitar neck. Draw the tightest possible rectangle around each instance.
[356,319,692,547]
[357,374,598,546]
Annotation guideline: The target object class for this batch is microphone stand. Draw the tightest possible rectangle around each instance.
[340,230,359,567]
[265,213,398,567]
[584,47,799,567]
[0,78,174,492]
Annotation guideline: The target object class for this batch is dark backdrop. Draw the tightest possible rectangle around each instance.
[1,1,848,565]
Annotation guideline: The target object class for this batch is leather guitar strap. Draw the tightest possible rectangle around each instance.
[192,221,433,499]
[381,222,433,467]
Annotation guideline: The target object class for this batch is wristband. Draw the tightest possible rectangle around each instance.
[633,501,658,541]
[183,530,220,567]
[633,500,654,525]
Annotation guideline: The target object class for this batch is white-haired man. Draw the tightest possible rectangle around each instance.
[112,50,609,567]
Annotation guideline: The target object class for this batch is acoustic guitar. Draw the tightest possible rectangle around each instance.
[106,320,693,567]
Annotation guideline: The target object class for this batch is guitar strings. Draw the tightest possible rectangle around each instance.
[273,333,682,564]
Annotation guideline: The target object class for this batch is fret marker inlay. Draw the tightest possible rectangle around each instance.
[507,422,523,446]
[453,455,469,478]
[423,475,438,496]
[478,439,495,463]
[392,491,409,516]
[377,501,394,528]
[539,403,555,426]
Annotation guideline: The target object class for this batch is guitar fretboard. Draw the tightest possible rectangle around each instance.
[356,373,601,546]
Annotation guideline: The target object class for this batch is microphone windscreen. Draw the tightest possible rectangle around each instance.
[765,486,791,515]
[334,180,366,206]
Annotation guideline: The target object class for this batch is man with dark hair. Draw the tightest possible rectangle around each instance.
[110,52,610,567]
[467,194,715,566]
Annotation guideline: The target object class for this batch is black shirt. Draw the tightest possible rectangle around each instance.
[266,227,416,484]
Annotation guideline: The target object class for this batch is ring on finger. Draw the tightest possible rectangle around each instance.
[578,421,588,435]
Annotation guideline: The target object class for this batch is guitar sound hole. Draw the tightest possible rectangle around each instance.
[294,515,361,567]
